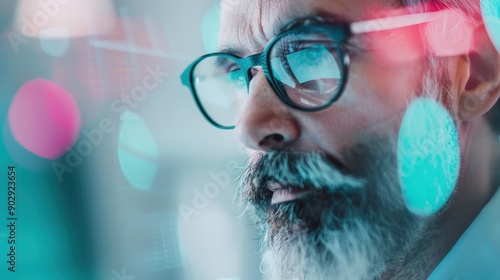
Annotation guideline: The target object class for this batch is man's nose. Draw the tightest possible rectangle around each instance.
[235,71,300,151]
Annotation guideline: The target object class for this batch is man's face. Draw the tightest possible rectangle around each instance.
[219,0,461,279]
[221,0,429,151]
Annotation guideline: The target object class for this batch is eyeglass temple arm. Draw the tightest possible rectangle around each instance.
[350,11,441,35]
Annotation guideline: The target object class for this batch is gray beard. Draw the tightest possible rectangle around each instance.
[238,55,452,280]
[240,137,434,280]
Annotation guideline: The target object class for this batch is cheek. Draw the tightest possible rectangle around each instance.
[347,56,427,125]
[302,58,426,151]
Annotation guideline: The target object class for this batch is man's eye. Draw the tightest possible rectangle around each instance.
[218,63,242,82]
[226,69,246,88]
[226,64,240,72]
[283,44,341,86]
[290,45,330,66]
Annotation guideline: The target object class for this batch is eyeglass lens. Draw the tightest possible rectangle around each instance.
[192,28,344,128]
[270,30,343,108]
[193,56,248,128]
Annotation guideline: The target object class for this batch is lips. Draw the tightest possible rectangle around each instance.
[268,183,309,204]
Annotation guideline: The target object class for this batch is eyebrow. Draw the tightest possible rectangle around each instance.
[277,10,348,34]
[217,9,440,56]
[217,45,246,57]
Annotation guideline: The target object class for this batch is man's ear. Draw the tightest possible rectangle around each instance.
[457,25,500,121]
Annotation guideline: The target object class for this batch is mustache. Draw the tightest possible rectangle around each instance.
[240,150,366,210]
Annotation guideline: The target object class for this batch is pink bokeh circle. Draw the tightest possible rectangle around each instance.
[8,78,81,160]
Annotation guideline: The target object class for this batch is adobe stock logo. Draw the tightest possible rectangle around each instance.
[8,0,73,53]
[179,170,233,224]
[110,268,134,280]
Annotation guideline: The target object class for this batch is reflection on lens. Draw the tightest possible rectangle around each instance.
[287,45,340,84]
[271,57,296,88]
[193,56,248,128]
[270,30,343,108]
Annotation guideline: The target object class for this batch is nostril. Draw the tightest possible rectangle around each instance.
[260,134,285,148]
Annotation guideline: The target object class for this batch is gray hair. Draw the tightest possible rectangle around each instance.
[402,0,500,132]
[400,0,481,23]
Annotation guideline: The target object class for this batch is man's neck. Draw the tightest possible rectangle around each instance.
[383,117,500,280]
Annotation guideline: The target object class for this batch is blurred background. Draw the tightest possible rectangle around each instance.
[0,0,264,279]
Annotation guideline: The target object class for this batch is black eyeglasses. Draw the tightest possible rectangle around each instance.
[181,11,441,129]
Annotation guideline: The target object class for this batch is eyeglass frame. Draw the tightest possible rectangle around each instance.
[181,11,441,130]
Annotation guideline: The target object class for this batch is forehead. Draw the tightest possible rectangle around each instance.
[219,0,401,55]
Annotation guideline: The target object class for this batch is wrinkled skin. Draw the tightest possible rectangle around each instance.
[218,0,500,279]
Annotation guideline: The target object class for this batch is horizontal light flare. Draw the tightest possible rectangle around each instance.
[425,9,474,57]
